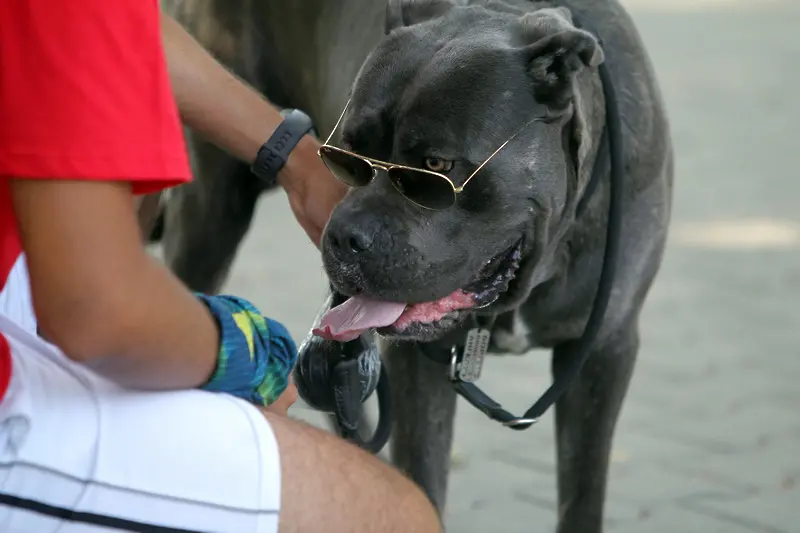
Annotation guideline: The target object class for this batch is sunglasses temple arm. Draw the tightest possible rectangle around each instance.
[459,138,513,190]
[323,99,352,146]
[459,116,544,190]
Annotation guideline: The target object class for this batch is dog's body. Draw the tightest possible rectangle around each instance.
[158,1,673,531]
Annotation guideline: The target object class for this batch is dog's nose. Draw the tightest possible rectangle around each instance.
[327,222,374,255]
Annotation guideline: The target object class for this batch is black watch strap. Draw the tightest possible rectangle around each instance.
[251,108,315,187]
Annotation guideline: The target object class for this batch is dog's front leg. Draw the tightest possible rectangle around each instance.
[382,340,458,515]
[552,323,639,533]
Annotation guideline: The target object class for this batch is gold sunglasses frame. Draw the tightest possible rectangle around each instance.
[318,98,550,210]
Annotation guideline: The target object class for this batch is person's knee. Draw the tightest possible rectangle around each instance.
[261,411,442,533]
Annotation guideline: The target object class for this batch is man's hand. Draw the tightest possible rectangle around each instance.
[264,376,299,416]
[161,14,348,248]
[279,136,349,248]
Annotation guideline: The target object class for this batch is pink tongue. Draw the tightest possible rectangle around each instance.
[313,296,407,342]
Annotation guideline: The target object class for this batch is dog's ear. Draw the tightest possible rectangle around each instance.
[518,7,604,109]
[385,0,457,33]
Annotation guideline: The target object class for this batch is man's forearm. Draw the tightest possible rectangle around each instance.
[160,14,275,163]
[12,179,221,391]
[159,15,317,181]
[159,12,345,247]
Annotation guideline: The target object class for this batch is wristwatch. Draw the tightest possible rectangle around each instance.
[250,108,316,188]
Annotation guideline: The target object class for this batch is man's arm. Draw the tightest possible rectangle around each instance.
[1,1,219,390]
[12,180,221,390]
[159,15,288,166]
[160,14,348,246]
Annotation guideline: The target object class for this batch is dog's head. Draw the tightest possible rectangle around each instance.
[317,0,605,342]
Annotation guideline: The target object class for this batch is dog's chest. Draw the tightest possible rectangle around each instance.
[488,310,536,355]
[488,302,587,354]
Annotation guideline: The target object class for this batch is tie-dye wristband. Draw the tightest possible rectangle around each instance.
[196,294,298,406]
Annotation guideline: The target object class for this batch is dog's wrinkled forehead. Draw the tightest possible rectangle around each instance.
[346,23,539,153]
[402,39,535,122]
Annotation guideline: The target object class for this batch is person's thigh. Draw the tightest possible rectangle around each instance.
[0,317,280,533]
[264,402,443,533]
[0,315,442,533]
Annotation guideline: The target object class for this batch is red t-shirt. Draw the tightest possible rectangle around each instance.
[0,1,192,401]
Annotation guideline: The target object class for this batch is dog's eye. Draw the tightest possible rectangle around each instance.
[423,157,453,173]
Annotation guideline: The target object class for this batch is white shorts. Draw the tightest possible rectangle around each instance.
[0,256,282,533]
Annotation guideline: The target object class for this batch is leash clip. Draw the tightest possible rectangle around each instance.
[502,417,539,429]
[442,324,540,431]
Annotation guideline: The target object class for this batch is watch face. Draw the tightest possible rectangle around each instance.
[280,108,318,138]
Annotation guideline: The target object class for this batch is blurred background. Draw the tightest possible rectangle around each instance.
[156,0,800,531]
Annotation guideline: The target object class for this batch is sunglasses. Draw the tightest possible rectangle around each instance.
[317,99,552,210]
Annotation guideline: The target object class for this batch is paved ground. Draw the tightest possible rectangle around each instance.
[169,1,800,531]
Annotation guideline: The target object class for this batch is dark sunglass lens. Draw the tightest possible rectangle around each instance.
[319,147,374,187]
[388,169,455,210]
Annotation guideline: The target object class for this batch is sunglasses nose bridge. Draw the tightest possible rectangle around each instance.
[370,162,389,174]
[368,162,397,187]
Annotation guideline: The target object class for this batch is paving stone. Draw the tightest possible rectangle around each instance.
[678,489,798,533]
[611,503,771,533]
[661,426,800,494]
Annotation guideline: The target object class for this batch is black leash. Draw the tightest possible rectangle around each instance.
[295,295,395,453]
[296,17,623,451]
[329,343,393,454]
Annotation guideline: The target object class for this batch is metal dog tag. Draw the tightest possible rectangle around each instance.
[459,328,491,382]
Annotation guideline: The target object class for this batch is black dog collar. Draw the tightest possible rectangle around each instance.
[251,108,316,187]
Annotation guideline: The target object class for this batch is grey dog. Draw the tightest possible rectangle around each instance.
[156,1,673,531]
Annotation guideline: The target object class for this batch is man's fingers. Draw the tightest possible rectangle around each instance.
[264,380,299,416]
